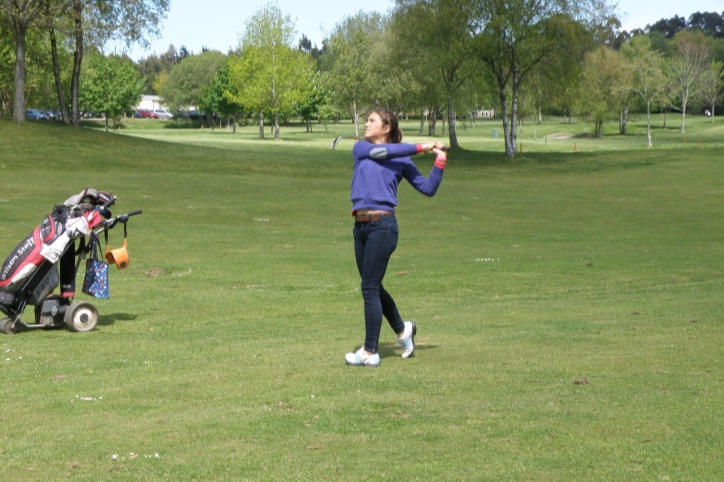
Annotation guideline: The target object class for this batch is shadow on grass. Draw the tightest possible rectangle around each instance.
[378,342,438,359]
[98,312,137,326]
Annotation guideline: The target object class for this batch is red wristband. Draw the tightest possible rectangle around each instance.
[434,156,446,169]
[416,144,424,154]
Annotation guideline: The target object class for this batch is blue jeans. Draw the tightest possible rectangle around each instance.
[353,215,405,353]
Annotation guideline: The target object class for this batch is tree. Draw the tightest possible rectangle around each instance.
[669,30,712,133]
[392,0,477,149]
[297,71,328,132]
[137,44,179,94]
[469,0,605,157]
[687,11,724,38]
[531,19,590,125]
[575,46,631,138]
[160,49,226,121]
[647,15,687,38]
[697,60,724,120]
[322,11,386,137]
[0,7,68,117]
[298,33,324,66]
[2,0,168,124]
[623,36,666,147]
[227,3,314,139]
[42,0,72,123]
[79,53,143,132]
[201,60,245,132]
[1,0,45,121]
[0,14,13,114]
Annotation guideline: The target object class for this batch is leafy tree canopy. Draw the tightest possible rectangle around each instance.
[79,53,143,131]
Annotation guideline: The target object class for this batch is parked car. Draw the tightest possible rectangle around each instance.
[153,109,173,119]
[135,109,158,119]
[25,109,48,120]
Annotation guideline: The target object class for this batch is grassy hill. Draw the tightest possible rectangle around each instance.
[0,115,723,481]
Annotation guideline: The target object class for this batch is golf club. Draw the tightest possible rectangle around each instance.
[331,135,450,151]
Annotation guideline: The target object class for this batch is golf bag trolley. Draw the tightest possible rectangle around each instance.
[0,189,142,335]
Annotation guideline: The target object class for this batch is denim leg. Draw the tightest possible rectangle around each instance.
[353,216,399,353]
[380,286,404,334]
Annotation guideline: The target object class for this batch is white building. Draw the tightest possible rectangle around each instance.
[136,95,167,111]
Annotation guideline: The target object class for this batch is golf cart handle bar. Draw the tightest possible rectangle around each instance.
[117,210,142,223]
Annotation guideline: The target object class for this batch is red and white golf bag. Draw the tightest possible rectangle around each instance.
[0,190,106,296]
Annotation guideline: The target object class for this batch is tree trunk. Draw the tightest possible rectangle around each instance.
[274,110,280,139]
[258,111,265,139]
[352,96,359,138]
[418,109,424,136]
[537,96,542,124]
[10,21,27,122]
[104,116,109,132]
[428,109,437,136]
[646,102,652,147]
[499,88,512,157]
[45,0,70,124]
[447,93,459,149]
[680,91,688,134]
[71,0,83,127]
[508,64,520,158]
[619,104,629,135]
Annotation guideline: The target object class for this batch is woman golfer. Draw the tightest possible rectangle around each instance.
[345,108,447,367]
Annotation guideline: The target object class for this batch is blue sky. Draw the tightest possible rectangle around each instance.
[122,0,724,61]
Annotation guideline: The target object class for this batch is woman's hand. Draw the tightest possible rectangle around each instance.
[420,142,444,153]
[433,147,447,168]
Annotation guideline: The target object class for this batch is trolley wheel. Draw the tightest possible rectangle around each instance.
[64,302,99,332]
[1,317,17,335]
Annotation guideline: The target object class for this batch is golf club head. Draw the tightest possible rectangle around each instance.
[331,136,344,150]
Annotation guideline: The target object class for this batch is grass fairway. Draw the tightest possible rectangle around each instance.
[1,115,723,481]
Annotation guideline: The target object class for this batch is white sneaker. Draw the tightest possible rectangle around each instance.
[345,347,381,367]
[397,321,417,358]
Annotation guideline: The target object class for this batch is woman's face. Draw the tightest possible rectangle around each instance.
[364,112,390,144]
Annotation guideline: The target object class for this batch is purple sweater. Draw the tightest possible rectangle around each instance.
[351,141,444,213]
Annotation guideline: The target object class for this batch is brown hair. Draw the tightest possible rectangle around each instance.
[372,108,403,144]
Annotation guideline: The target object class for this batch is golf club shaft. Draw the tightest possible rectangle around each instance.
[332,135,449,151]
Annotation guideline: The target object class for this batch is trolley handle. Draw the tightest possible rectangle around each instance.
[95,209,143,231]
[117,210,142,223]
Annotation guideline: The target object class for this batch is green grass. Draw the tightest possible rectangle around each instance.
[0,114,723,481]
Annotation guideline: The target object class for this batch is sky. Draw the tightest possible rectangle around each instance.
[122,0,724,61]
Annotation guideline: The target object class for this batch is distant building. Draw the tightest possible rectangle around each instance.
[136,95,166,111]
[472,109,496,118]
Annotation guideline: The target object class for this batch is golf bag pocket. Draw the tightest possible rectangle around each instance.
[82,235,109,299]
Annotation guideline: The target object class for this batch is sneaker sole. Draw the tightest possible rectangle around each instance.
[402,322,417,358]
[346,362,380,367]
